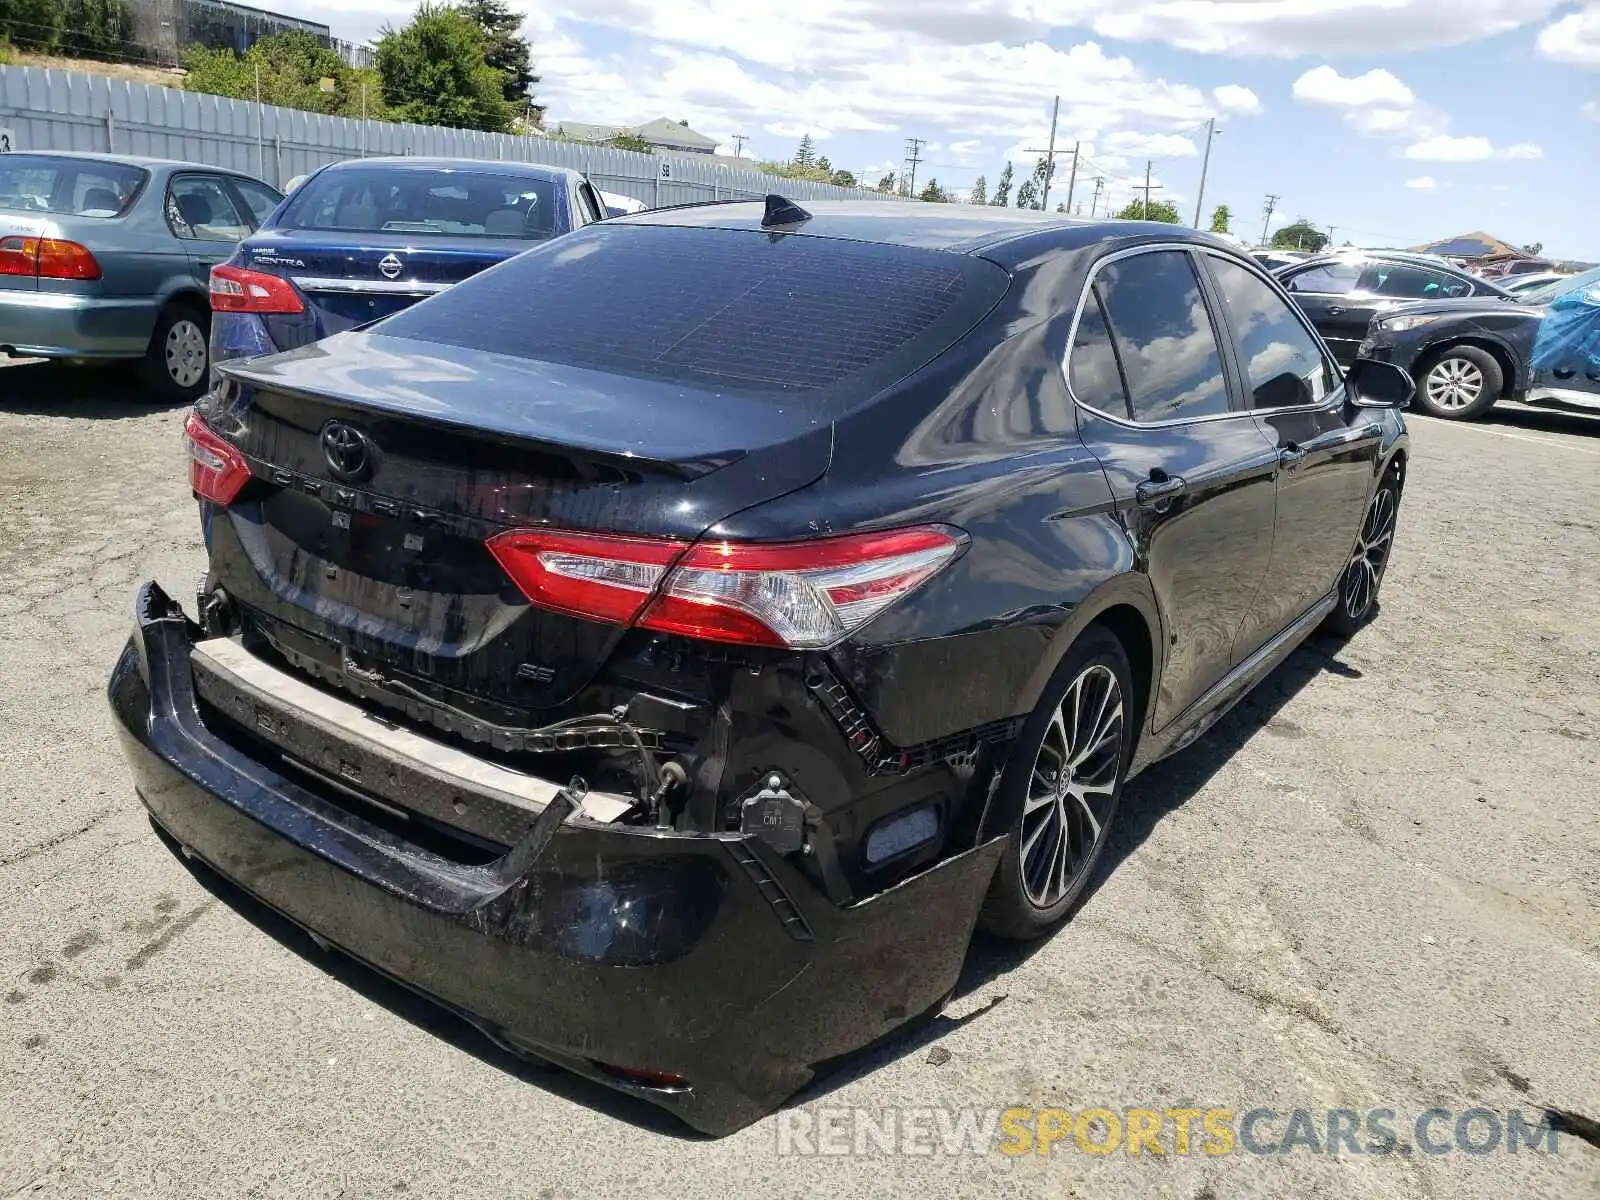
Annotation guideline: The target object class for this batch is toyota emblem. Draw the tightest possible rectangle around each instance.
[320,421,374,483]
[378,253,403,280]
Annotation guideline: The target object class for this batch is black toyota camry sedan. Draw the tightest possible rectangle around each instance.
[109,199,1411,1135]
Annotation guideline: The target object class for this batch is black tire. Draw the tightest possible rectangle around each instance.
[1324,472,1401,637]
[978,625,1134,939]
[1412,344,1502,420]
[136,303,210,402]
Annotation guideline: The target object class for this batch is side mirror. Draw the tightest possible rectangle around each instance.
[1347,357,1413,409]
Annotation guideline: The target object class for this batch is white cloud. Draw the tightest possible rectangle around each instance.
[1212,84,1262,115]
[1585,100,1600,120]
[1536,4,1600,66]
[1292,65,1415,108]
[947,139,985,156]
[765,121,831,140]
[1499,142,1544,159]
[1403,135,1495,162]
[1405,176,1438,189]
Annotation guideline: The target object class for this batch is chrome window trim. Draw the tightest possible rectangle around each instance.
[1060,242,1347,430]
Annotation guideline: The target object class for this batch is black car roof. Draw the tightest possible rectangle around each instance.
[611,199,1234,266]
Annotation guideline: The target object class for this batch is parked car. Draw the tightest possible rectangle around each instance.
[1358,265,1600,419]
[1275,250,1510,366]
[1495,271,1568,295]
[1,151,282,398]
[598,189,646,217]
[111,201,1411,1135]
[1251,249,1308,272]
[209,157,608,371]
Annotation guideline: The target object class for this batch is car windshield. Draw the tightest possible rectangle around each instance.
[275,167,562,239]
[1516,266,1600,305]
[0,155,147,217]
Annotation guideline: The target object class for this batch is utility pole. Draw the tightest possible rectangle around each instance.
[1192,117,1220,227]
[731,133,748,160]
[1026,96,1060,210]
[1136,161,1163,216]
[1063,141,1080,213]
[903,137,926,198]
[1089,176,1105,217]
[1260,193,1279,246]
[1326,224,1336,247]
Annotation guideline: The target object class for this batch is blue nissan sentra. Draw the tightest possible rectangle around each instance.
[210,157,609,370]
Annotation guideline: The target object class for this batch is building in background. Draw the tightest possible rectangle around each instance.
[555,117,721,156]
[128,0,369,69]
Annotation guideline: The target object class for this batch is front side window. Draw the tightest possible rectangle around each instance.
[166,176,251,242]
[1365,261,1473,299]
[1283,261,1361,295]
[231,178,284,227]
[1209,257,1339,409]
[1084,250,1231,423]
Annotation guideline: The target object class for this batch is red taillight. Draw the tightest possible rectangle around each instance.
[210,263,304,313]
[0,236,100,280]
[183,412,251,505]
[486,524,963,648]
[0,236,38,277]
[485,529,688,626]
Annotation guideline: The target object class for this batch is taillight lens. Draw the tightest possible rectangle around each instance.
[0,236,100,279]
[0,236,38,277]
[210,263,304,313]
[486,525,964,648]
[183,412,251,505]
[36,239,101,280]
[486,529,688,626]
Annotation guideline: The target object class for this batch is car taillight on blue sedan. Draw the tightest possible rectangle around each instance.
[209,264,303,313]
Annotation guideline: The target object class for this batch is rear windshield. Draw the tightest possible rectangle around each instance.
[0,155,147,218]
[276,167,563,240]
[376,224,1008,397]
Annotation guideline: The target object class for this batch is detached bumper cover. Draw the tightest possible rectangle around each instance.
[108,581,1003,1135]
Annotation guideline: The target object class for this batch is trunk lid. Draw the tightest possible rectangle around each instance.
[239,229,536,349]
[206,330,832,711]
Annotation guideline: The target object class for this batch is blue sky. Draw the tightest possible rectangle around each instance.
[282,2,1600,259]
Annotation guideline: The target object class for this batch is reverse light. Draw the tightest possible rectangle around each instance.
[183,412,251,505]
[210,263,304,314]
[487,525,965,649]
[0,236,101,280]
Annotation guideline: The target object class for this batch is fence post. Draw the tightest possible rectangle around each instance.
[273,134,282,188]
[104,109,114,152]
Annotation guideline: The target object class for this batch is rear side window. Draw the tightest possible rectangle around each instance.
[277,167,562,240]
[231,178,284,227]
[1283,261,1360,295]
[378,225,1007,398]
[0,155,146,217]
[1078,250,1231,423]
[1365,262,1472,299]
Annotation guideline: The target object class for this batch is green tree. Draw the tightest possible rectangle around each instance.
[967,174,986,205]
[793,133,817,168]
[875,172,897,193]
[1115,198,1183,223]
[608,131,652,153]
[376,2,513,133]
[815,154,832,175]
[0,0,66,51]
[1209,203,1232,234]
[1016,157,1053,209]
[183,31,387,119]
[64,0,137,59]
[1524,242,1543,256]
[1271,218,1327,251]
[829,168,856,187]
[918,177,951,202]
[458,0,536,107]
[990,162,1013,206]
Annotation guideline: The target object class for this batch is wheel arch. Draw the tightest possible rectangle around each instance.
[1014,575,1164,756]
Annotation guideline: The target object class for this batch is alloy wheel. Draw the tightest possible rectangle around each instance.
[1424,357,1483,411]
[1344,486,1397,621]
[165,319,208,389]
[1020,663,1123,909]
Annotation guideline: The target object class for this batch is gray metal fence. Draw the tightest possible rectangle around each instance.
[0,64,890,209]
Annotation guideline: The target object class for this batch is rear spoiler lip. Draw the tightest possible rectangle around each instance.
[214,345,764,483]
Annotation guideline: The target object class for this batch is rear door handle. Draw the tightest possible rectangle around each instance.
[1327,306,1345,316]
[1135,475,1188,508]
[1278,443,1307,469]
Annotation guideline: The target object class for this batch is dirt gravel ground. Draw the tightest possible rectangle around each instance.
[1,359,1597,1199]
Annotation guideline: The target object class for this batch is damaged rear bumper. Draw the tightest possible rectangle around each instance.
[107,581,1004,1135]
